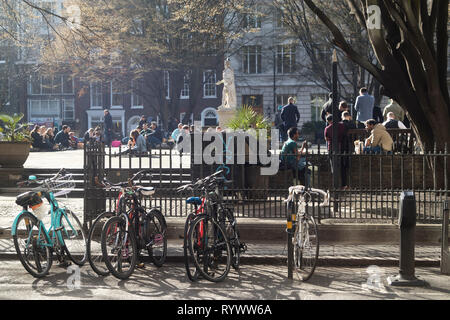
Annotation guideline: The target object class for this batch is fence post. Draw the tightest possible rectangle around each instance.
[441,200,449,275]
[287,199,294,279]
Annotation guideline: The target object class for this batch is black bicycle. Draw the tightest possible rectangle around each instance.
[99,170,168,280]
[178,171,246,282]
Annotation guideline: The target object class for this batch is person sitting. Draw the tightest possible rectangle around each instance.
[382,112,407,129]
[171,123,183,142]
[30,125,46,149]
[117,129,147,156]
[146,121,163,149]
[43,128,56,150]
[69,132,78,149]
[363,119,393,154]
[84,128,95,144]
[176,125,190,153]
[280,127,311,188]
[140,122,152,140]
[54,125,71,150]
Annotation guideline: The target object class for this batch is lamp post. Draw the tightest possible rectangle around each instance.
[331,50,339,191]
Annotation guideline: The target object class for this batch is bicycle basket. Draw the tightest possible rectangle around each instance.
[45,174,75,197]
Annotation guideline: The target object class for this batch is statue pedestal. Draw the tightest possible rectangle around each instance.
[217,107,237,128]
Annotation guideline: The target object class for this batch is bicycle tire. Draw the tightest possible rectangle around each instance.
[223,208,241,270]
[145,209,167,267]
[13,212,53,278]
[188,214,231,283]
[293,215,319,281]
[183,213,201,282]
[101,216,138,280]
[87,211,114,276]
[59,209,87,266]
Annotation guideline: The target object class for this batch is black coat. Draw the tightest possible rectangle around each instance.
[281,104,300,128]
[104,113,113,131]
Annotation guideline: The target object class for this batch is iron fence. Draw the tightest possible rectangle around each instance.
[82,136,448,226]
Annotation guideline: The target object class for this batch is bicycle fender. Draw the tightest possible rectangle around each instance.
[11,210,34,236]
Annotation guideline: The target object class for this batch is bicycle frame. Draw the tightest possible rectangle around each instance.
[12,192,76,250]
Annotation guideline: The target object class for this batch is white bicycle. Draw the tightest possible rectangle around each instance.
[286,186,329,281]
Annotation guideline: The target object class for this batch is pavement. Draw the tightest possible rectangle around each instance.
[0,260,449,300]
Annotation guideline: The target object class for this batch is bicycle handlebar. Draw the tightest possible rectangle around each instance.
[286,185,329,206]
[17,168,68,188]
[101,170,153,189]
[176,170,232,193]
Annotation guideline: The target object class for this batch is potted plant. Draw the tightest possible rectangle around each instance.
[226,106,272,200]
[0,113,32,168]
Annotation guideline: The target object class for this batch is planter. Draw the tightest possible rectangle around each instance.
[0,141,31,168]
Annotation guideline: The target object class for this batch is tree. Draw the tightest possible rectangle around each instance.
[290,0,449,151]
[275,0,382,107]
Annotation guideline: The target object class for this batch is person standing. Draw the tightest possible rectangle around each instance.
[354,87,375,125]
[383,99,405,123]
[324,115,349,188]
[103,109,113,147]
[280,97,300,141]
[320,93,333,122]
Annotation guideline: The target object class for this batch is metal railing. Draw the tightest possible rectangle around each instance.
[82,137,448,225]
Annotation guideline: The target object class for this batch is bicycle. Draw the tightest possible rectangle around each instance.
[11,168,87,278]
[100,170,168,280]
[286,185,329,281]
[178,170,246,282]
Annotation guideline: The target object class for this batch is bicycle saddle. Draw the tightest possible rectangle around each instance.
[186,197,202,205]
[138,187,155,196]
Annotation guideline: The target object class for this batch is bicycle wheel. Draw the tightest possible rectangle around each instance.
[101,216,137,280]
[223,209,241,270]
[87,211,114,276]
[188,215,231,283]
[58,209,87,266]
[145,209,167,267]
[13,212,53,278]
[293,214,319,281]
[183,213,200,282]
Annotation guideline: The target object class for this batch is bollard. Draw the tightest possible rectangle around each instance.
[388,191,427,286]
[441,201,449,275]
[287,199,294,280]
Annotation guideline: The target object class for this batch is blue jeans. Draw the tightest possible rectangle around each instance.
[363,146,381,154]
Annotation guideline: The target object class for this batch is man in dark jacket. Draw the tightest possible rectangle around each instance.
[280,97,300,141]
[103,109,113,146]
[54,125,71,149]
[146,121,163,149]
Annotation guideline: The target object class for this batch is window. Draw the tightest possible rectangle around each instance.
[164,71,170,99]
[275,8,287,28]
[242,46,262,74]
[131,80,144,108]
[41,76,53,94]
[28,99,60,119]
[63,99,74,121]
[111,80,123,107]
[180,72,190,99]
[29,74,74,94]
[203,70,216,98]
[243,10,262,29]
[62,75,73,94]
[277,94,296,107]
[277,45,296,74]
[90,81,102,108]
[242,95,263,108]
[311,94,327,121]
[201,108,218,126]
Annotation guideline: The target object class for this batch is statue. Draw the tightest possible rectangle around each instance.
[216,58,237,110]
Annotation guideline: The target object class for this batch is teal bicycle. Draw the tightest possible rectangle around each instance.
[11,169,87,278]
